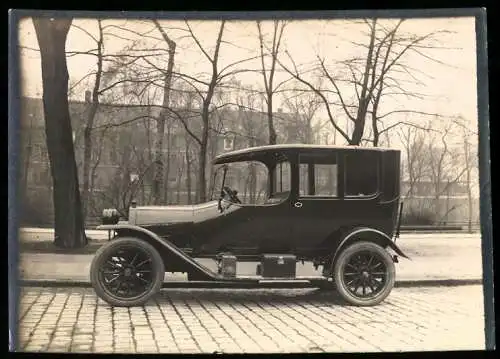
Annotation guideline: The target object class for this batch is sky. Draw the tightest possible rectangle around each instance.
[17,15,479,143]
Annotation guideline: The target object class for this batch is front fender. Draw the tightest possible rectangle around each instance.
[333,227,410,262]
[96,223,218,281]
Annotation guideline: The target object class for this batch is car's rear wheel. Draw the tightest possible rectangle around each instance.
[333,241,395,306]
[90,237,165,307]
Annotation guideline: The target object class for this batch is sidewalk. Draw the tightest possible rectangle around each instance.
[16,227,481,254]
[15,229,484,287]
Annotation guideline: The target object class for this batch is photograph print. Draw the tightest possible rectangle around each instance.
[9,9,493,353]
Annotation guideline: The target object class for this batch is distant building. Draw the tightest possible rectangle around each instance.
[18,96,308,225]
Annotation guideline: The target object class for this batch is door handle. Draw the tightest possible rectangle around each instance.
[294,201,303,208]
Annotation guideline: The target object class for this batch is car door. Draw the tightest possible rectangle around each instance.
[237,160,295,254]
[288,151,345,255]
[290,150,383,256]
[201,159,294,256]
[247,199,294,254]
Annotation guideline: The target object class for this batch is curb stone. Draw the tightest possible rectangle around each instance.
[19,242,103,255]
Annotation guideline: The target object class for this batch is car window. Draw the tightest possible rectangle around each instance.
[214,161,269,205]
[299,154,338,197]
[315,164,338,196]
[274,161,291,193]
[344,152,379,197]
[299,163,309,196]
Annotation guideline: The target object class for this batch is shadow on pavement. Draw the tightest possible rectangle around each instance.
[152,288,348,306]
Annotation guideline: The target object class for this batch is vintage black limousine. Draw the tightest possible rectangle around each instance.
[91,144,408,307]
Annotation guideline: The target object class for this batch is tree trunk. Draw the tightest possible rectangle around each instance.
[152,40,176,204]
[197,104,211,203]
[467,174,473,232]
[248,137,257,202]
[33,17,87,248]
[21,116,34,197]
[82,104,98,219]
[82,20,103,221]
[464,139,473,233]
[175,155,183,205]
[163,124,172,204]
[305,117,312,144]
[371,89,382,147]
[267,98,277,145]
[186,146,192,205]
[350,19,377,145]
[152,106,166,205]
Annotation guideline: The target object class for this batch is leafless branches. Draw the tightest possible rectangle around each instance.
[279,18,453,146]
[257,20,289,144]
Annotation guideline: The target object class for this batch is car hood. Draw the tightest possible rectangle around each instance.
[128,200,227,226]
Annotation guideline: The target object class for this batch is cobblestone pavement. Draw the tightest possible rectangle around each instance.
[17,285,485,353]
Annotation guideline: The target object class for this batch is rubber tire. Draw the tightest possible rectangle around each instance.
[90,237,165,307]
[333,241,395,306]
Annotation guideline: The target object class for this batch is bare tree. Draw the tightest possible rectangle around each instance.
[398,125,431,198]
[32,17,87,248]
[86,126,108,219]
[81,20,104,220]
[463,135,476,232]
[426,122,468,224]
[150,20,176,204]
[455,116,478,232]
[183,20,225,203]
[66,20,160,220]
[281,91,322,144]
[257,20,289,144]
[279,18,450,146]
[161,20,257,202]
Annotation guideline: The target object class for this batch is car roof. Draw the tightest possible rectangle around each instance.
[213,144,399,164]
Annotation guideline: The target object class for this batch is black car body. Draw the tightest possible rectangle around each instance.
[92,144,407,307]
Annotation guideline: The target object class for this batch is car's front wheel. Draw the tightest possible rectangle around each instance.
[333,241,395,306]
[90,237,165,307]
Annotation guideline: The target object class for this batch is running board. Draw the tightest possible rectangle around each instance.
[161,277,329,289]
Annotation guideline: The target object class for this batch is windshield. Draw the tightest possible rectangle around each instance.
[210,160,291,205]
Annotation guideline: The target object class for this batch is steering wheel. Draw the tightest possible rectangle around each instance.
[222,186,242,204]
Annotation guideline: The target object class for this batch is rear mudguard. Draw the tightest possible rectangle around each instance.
[333,227,410,263]
[97,224,218,281]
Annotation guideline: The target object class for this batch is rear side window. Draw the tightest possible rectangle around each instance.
[344,151,379,197]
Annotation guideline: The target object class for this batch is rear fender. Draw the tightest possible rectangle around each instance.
[332,227,409,263]
[97,224,217,281]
